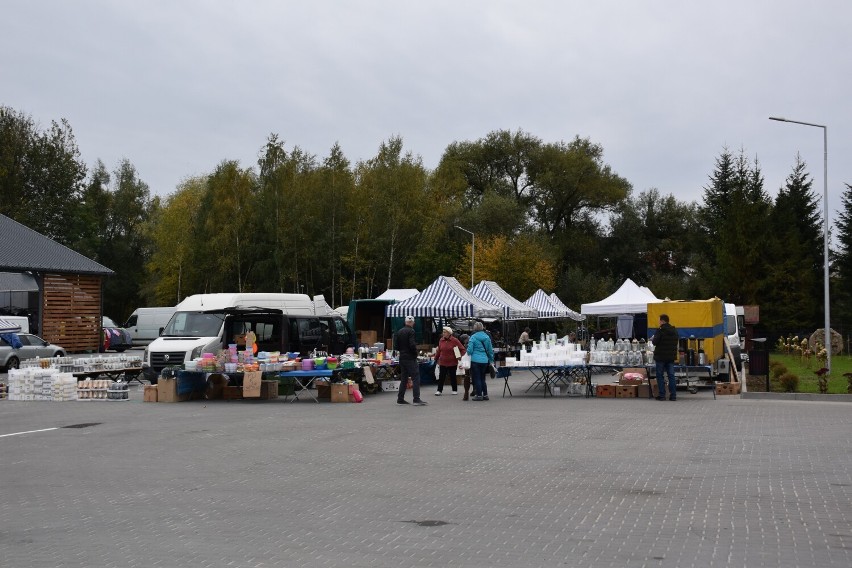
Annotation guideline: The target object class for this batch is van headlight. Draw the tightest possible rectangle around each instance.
[191,346,204,360]
[143,347,149,363]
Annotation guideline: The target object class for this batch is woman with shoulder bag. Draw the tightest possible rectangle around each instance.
[433,326,465,395]
[468,322,495,401]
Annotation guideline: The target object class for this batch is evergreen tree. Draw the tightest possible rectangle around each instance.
[696,149,772,304]
[765,155,823,330]
[834,183,852,335]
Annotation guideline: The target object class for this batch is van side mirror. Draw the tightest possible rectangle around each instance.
[158,327,164,336]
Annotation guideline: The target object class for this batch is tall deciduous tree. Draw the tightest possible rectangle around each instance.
[0,107,87,244]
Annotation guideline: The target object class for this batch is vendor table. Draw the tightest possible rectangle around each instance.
[278,367,364,402]
[518,365,591,397]
[73,367,144,384]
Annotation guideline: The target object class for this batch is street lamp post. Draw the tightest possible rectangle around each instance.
[769,116,831,373]
[454,225,475,288]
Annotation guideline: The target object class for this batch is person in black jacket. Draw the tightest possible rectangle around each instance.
[395,315,427,406]
[651,314,679,401]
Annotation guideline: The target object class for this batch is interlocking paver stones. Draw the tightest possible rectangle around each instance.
[0,372,850,567]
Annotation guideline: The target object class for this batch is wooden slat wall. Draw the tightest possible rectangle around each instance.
[41,273,102,353]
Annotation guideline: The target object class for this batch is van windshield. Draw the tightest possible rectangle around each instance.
[162,311,225,337]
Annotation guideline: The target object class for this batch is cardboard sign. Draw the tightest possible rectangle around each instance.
[243,371,262,398]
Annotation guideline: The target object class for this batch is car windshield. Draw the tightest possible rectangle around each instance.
[103,316,118,328]
[162,311,225,337]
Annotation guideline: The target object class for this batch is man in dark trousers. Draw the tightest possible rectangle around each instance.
[395,315,427,406]
[652,314,679,401]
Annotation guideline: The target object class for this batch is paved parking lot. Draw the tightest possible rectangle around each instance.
[1,370,851,567]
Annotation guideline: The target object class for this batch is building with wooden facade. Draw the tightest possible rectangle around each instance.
[0,214,114,353]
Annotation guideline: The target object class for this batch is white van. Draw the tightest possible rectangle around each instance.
[141,293,353,383]
[124,307,177,346]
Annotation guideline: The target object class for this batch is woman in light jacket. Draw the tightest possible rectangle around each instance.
[467,321,494,401]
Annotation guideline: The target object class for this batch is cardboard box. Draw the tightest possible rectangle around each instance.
[615,385,638,398]
[157,378,178,402]
[358,330,378,346]
[619,367,648,384]
[331,383,350,403]
[243,371,262,398]
[716,382,741,395]
[315,380,331,399]
[260,380,279,399]
[596,384,616,398]
[143,385,158,402]
[636,383,659,399]
[223,385,243,400]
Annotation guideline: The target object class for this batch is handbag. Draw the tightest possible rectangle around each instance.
[487,362,496,379]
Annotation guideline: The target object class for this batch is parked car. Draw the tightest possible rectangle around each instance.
[102,316,133,352]
[0,333,66,371]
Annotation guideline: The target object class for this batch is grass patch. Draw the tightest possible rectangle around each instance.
[751,353,852,393]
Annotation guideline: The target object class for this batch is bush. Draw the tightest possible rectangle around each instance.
[772,365,788,379]
[779,372,799,393]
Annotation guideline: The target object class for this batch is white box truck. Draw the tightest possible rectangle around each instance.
[141,293,353,383]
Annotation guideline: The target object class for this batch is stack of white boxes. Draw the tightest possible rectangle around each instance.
[7,368,78,401]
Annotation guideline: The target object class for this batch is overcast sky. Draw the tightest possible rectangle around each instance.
[4,1,850,225]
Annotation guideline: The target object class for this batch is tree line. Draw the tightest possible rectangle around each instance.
[2,105,851,340]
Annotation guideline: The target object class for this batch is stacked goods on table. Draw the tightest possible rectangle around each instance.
[66,355,142,374]
[503,341,587,367]
[78,378,130,400]
[588,338,652,366]
[6,368,78,401]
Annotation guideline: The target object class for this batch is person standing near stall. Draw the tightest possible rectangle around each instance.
[468,322,494,401]
[395,315,427,406]
[651,314,679,401]
[434,326,465,395]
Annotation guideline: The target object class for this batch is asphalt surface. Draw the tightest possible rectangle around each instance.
[1,369,851,568]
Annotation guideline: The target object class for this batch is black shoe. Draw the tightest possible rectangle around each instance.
[413,399,428,406]
[655,396,666,401]
[397,399,410,405]
[669,397,676,401]
[482,395,489,401]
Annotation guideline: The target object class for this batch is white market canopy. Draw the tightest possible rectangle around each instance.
[386,276,503,319]
[580,278,662,316]
[376,288,419,301]
[470,280,538,320]
[549,293,586,321]
[524,289,582,320]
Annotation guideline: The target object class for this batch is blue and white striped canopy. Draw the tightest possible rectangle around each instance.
[524,289,584,320]
[0,317,22,333]
[470,280,538,320]
[549,293,586,321]
[386,276,503,319]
